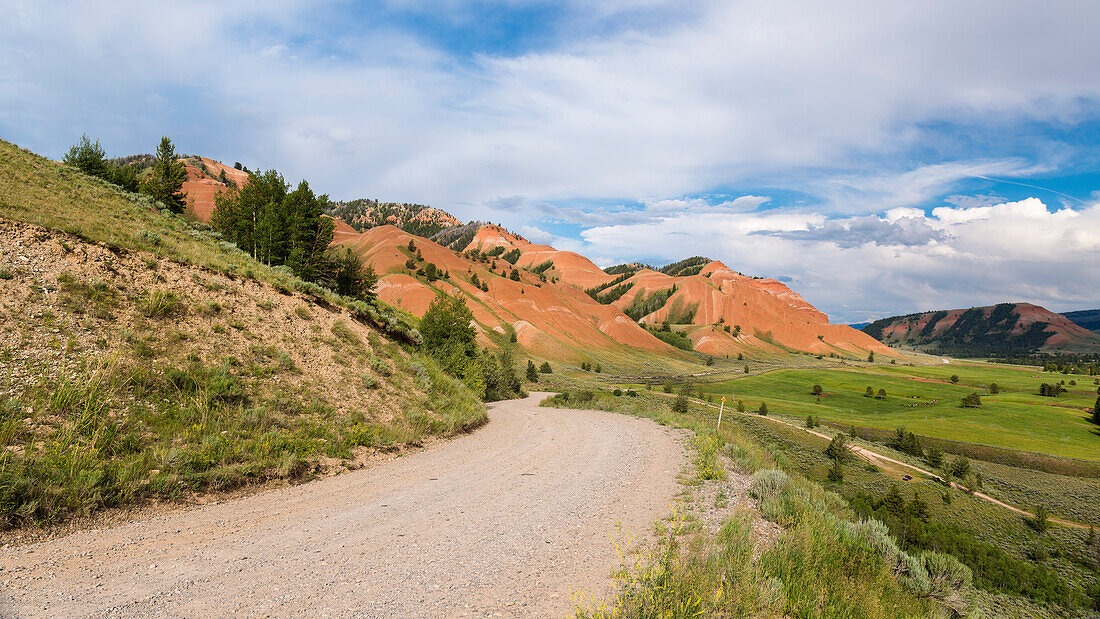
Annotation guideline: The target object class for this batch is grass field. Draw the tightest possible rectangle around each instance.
[640,362,1100,461]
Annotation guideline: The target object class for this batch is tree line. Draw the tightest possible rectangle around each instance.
[211,169,376,297]
[64,134,187,212]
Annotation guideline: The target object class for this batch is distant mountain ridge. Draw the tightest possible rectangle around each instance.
[862,303,1100,356]
[1062,308,1100,333]
[326,199,462,238]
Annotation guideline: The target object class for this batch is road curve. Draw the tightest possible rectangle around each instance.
[0,393,687,618]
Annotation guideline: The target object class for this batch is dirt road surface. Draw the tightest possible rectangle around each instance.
[0,393,687,618]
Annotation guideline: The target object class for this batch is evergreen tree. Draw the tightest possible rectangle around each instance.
[757,402,768,415]
[811,384,823,395]
[329,248,377,299]
[420,294,483,396]
[526,360,539,382]
[63,134,107,177]
[213,169,288,261]
[825,434,852,463]
[539,361,552,374]
[145,137,187,212]
[1093,395,1100,425]
[284,181,335,282]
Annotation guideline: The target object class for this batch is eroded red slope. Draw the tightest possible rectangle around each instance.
[180,158,249,223]
[464,225,615,290]
[613,261,891,357]
[335,225,675,359]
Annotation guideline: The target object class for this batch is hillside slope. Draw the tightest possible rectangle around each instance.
[332,224,681,367]
[363,223,890,361]
[463,224,616,290]
[606,261,891,358]
[862,302,1100,356]
[0,138,485,526]
[180,156,248,223]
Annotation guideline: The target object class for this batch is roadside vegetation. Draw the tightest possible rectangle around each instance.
[550,353,1100,615]
[543,390,962,617]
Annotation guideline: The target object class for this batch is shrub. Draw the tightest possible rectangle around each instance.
[811,384,823,395]
[140,289,184,317]
[749,469,788,502]
[538,361,552,374]
[693,434,726,481]
[671,394,689,413]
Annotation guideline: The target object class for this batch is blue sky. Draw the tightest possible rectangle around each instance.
[2,0,1099,322]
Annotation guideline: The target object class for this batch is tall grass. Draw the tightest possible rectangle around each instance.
[0,351,485,527]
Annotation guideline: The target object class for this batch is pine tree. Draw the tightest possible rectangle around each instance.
[526,360,539,382]
[1093,395,1100,425]
[145,136,187,212]
[63,134,107,177]
[284,181,335,282]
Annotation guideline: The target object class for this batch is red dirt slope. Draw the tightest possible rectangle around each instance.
[334,225,676,360]
[180,158,248,223]
[613,261,891,358]
[464,225,615,290]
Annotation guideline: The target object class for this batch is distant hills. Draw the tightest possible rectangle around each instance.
[326,199,462,238]
[329,222,889,363]
[1062,308,1100,333]
[861,303,1100,356]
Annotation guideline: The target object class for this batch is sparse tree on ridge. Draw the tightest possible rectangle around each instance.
[145,136,187,213]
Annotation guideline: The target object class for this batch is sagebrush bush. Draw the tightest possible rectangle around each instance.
[750,469,789,502]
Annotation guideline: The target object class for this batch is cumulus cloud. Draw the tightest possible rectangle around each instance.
[578,197,1100,322]
[754,215,946,248]
[3,0,1100,208]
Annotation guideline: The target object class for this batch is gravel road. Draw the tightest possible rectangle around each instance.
[0,393,687,618]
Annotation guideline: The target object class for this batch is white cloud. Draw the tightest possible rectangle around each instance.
[3,1,1100,208]
[577,197,1100,322]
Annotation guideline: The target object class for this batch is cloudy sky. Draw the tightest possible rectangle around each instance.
[3,0,1099,323]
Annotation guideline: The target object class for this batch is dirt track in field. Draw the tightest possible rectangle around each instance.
[0,393,688,617]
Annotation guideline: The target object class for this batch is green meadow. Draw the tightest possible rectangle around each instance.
[649,362,1100,461]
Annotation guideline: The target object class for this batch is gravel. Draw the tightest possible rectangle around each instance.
[0,393,687,617]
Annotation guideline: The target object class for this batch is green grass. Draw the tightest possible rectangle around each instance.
[668,363,1099,461]
[0,351,484,526]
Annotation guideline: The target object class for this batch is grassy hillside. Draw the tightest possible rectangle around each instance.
[0,139,486,526]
